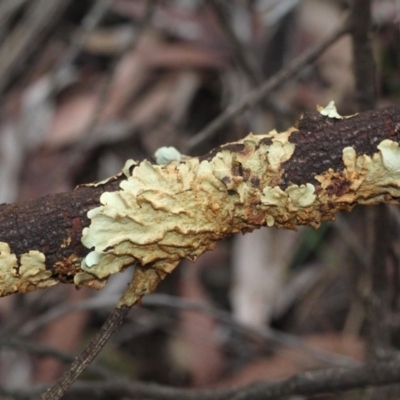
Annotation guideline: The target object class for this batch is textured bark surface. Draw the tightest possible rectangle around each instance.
[282,106,400,187]
[0,178,121,284]
[0,105,399,299]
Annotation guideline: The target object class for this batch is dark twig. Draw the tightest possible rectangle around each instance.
[349,0,376,111]
[230,359,400,400]
[8,358,400,400]
[186,14,349,152]
[17,293,359,368]
[41,305,131,400]
[55,0,115,77]
[67,0,157,171]
[0,0,71,96]
[0,338,119,380]
[0,0,27,44]
[207,0,288,119]
[209,0,264,84]
[143,294,360,368]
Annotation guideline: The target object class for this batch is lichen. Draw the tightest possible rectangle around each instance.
[316,139,400,207]
[0,242,57,296]
[78,126,400,305]
[318,100,343,119]
[154,146,188,165]
[77,127,325,303]
[318,101,357,120]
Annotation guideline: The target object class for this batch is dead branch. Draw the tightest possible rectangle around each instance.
[6,357,400,400]
[0,105,400,307]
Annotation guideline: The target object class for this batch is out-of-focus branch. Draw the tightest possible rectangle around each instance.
[7,357,400,400]
[186,14,349,151]
[0,0,71,96]
[350,0,376,111]
[42,304,131,400]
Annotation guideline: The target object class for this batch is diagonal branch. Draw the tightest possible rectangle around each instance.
[0,105,400,305]
[186,14,350,151]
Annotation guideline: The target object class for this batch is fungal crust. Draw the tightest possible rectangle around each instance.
[0,242,56,296]
[78,130,400,305]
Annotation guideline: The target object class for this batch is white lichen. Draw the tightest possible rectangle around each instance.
[154,146,188,165]
[318,101,343,119]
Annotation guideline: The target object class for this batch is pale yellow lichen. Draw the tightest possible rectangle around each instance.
[317,101,357,120]
[261,186,287,206]
[286,183,316,209]
[318,100,343,119]
[316,139,400,207]
[78,126,400,305]
[0,243,57,296]
[377,139,400,175]
[266,129,296,170]
[78,128,312,300]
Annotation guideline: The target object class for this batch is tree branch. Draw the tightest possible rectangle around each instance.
[7,357,400,400]
[1,105,400,303]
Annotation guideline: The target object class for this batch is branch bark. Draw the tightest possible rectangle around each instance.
[1,105,400,303]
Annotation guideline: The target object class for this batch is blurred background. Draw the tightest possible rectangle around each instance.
[0,0,399,399]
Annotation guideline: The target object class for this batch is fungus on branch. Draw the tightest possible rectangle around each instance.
[0,105,400,304]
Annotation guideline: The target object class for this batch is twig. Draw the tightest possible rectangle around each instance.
[0,0,71,96]
[334,214,370,269]
[142,294,360,368]
[207,0,288,119]
[67,0,157,171]
[0,338,118,380]
[19,295,119,336]
[230,359,400,400]
[41,305,131,400]
[41,262,165,399]
[55,0,115,77]
[186,14,349,152]
[18,293,359,368]
[0,0,27,44]
[209,0,264,84]
[8,358,400,400]
[349,0,376,111]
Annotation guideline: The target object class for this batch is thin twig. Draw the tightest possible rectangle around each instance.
[349,0,376,111]
[8,358,400,400]
[0,0,71,96]
[208,0,288,119]
[186,14,350,152]
[335,214,370,269]
[0,0,27,44]
[0,338,118,380]
[143,294,360,368]
[209,0,264,84]
[18,292,359,368]
[230,359,400,400]
[41,305,131,400]
[55,0,116,77]
[67,0,157,171]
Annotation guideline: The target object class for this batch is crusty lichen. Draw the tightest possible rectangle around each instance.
[0,242,57,296]
[77,118,400,306]
[317,139,400,205]
[318,100,357,120]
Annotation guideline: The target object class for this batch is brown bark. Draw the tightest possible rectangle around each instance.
[0,176,121,283]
